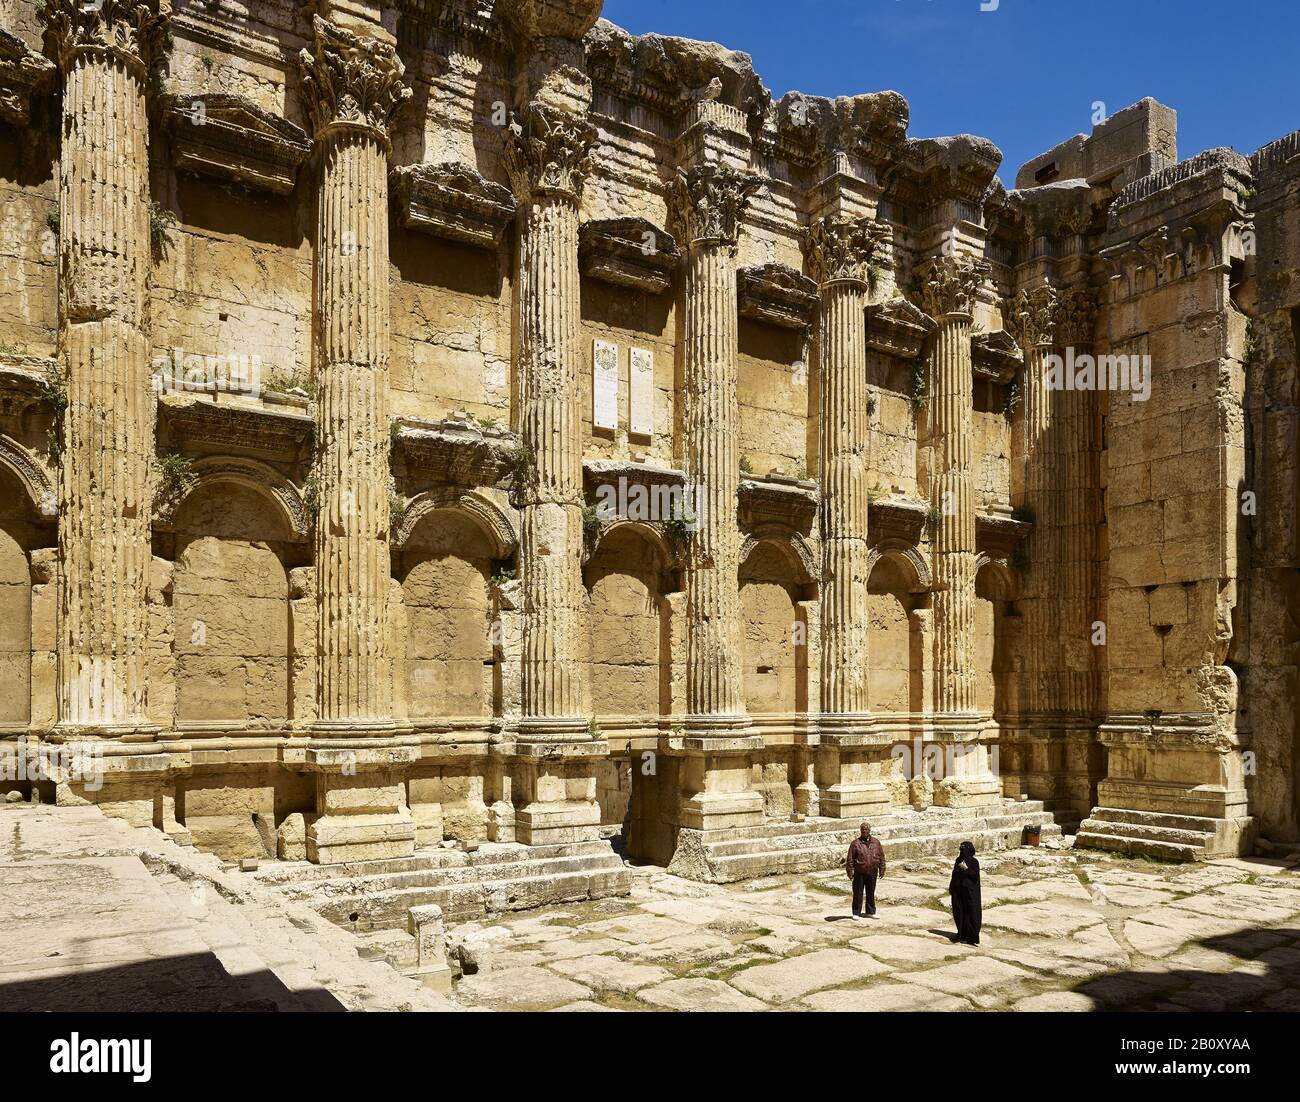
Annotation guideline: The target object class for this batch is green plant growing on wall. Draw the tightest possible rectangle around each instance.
[587,716,602,739]
[1003,380,1021,418]
[662,500,696,547]
[581,501,602,549]
[45,207,59,236]
[39,365,68,463]
[489,562,516,589]
[508,441,536,497]
[1243,320,1262,368]
[925,503,942,531]
[263,368,316,399]
[910,361,928,413]
[302,468,321,519]
[149,201,177,260]
[156,451,196,509]
[739,454,753,475]
[388,474,407,530]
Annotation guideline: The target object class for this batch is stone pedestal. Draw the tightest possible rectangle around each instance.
[304,746,416,864]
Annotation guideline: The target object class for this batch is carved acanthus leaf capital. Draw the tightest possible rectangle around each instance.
[299,16,411,147]
[804,215,892,287]
[503,102,595,204]
[670,162,762,249]
[39,0,170,76]
[916,254,989,319]
[1055,286,1098,346]
[1006,285,1059,349]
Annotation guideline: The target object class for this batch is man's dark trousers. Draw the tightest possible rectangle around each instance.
[853,871,877,916]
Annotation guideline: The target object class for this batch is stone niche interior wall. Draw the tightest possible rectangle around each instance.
[171,482,293,727]
[0,468,31,729]
[867,556,920,716]
[740,541,807,717]
[400,510,496,720]
[585,525,670,720]
[739,321,810,477]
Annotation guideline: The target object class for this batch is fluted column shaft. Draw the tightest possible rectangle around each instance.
[53,31,156,732]
[1020,340,1060,716]
[313,126,393,725]
[1060,338,1099,718]
[683,241,745,719]
[819,277,870,714]
[931,313,978,715]
[517,192,586,724]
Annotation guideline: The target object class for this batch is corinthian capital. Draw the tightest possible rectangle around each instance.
[804,215,892,288]
[299,16,411,147]
[670,163,762,250]
[1056,286,1098,346]
[39,0,170,76]
[503,102,595,204]
[916,254,989,319]
[1005,285,1059,349]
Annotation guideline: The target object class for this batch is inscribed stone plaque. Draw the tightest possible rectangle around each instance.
[593,339,618,431]
[629,347,654,437]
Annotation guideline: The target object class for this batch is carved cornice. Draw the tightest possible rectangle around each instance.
[971,330,1023,384]
[916,254,990,319]
[158,394,314,465]
[0,29,56,126]
[738,263,818,329]
[160,93,311,195]
[803,214,891,287]
[739,475,819,536]
[504,102,595,205]
[579,217,680,293]
[890,134,1003,209]
[864,295,935,359]
[39,0,169,76]
[773,91,909,171]
[298,16,411,149]
[670,162,762,249]
[1005,285,1059,349]
[393,161,516,249]
[393,414,517,487]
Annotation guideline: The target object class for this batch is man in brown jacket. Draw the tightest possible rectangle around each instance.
[846,822,885,918]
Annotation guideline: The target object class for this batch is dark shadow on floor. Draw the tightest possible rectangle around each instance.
[1070,926,1300,1011]
[0,952,346,1012]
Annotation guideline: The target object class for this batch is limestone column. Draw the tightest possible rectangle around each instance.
[1007,285,1061,800]
[299,17,414,862]
[42,0,166,738]
[504,101,603,844]
[669,162,766,833]
[805,215,892,818]
[918,255,999,806]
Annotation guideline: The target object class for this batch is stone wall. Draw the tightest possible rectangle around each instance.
[0,0,1293,866]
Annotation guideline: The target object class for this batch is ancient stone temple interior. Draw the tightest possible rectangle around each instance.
[0,0,1295,932]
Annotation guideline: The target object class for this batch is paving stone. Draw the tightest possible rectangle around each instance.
[549,955,670,994]
[729,948,892,1004]
[613,932,743,965]
[801,983,970,1012]
[848,933,973,964]
[1011,991,1096,1012]
[456,966,592,1009]
[548,1001,623,1012]
[637,978,769,1012]
[585,914,697,944]
[981,901,1104,936]
[899,956,1036,998]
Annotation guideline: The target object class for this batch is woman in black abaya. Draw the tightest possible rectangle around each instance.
[949,840,982,945]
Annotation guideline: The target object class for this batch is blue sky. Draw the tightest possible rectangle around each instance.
[600,0,1299,185]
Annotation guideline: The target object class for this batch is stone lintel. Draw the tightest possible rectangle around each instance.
[868,496,926,544]
[158,393,315,465]
[737,263,819,329]
[392,161,517,249]
[976,510,1031,554]
[864,295,935,358]
[304,744,418,772]
[971,328,1023,383]
[579,216,680,293]
[0,28,56,127]
[738,475,818,532]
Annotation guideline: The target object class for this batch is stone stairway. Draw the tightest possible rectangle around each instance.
[0,802,459,1011]
[666,799,1062,883]
[1074,807,1225,861]
[250,838,633,932]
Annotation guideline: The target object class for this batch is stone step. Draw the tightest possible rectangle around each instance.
[1083,806,1223,833]
[1076,816,1214,848]
[308,865,632,930]
[706,824,1062,883]
[703,801,1048,844]
[1072,829,1202,863]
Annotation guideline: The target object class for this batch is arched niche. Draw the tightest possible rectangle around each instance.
[975,553,1018,718]
[399,504,498,721]
[739,537,809,718]
[160,456,308,542]
[170,478,294,727]
[584,522,673,723]
[0,464,33,728]
[867,550,927,717]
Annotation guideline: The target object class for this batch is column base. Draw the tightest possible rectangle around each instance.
[930,717,1001,808]
[815,721,895,820]
[512,722,606,846]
